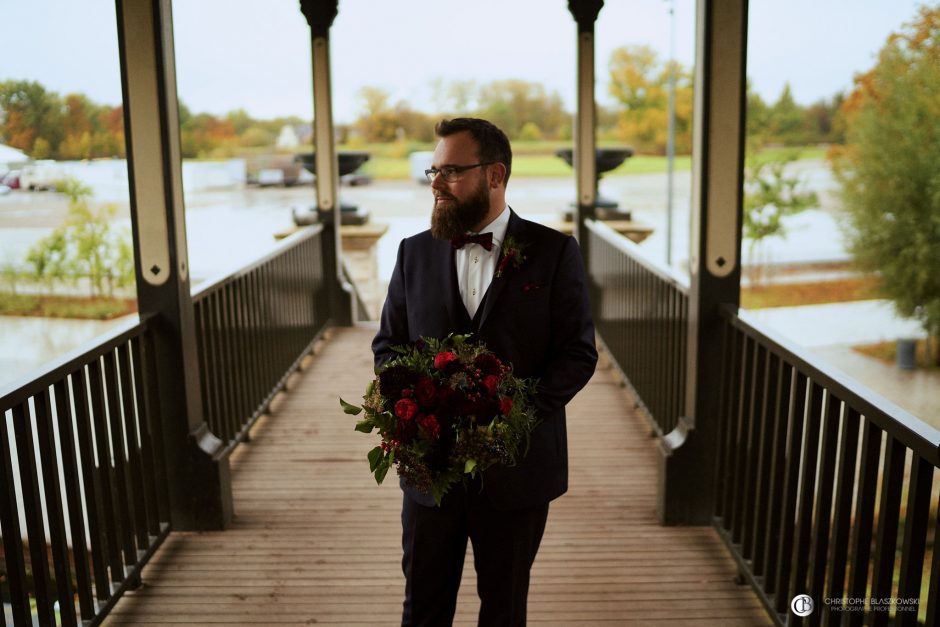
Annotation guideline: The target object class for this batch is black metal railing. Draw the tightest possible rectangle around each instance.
[0,315,170,626]
[585,219,689,436]
[715,306,939,626]
[191,225,329,454]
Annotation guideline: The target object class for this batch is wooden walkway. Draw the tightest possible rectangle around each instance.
[104,325,771,625]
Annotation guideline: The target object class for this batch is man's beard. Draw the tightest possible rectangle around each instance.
[430,179,490,240]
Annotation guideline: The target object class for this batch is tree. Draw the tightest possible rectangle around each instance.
[743,150,818,284]
[833,6,940,363]
[766,83,805,144]
[0,80,66,156]
[25,178,134,297]
[607,45,693,154]
[476,79,568,141]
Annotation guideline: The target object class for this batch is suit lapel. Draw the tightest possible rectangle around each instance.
[478,209,525,329]
[437,237,462,326]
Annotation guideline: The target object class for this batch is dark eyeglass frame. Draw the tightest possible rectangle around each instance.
[425,162,494,183]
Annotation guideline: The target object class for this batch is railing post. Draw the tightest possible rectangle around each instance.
[116,0,232,530]
[567,0,602,265]
[300,0,353,326]
[659,0,747,524]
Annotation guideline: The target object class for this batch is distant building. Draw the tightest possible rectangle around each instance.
[276,125,300,150]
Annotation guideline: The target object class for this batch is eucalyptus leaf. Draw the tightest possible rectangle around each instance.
[340,397,363,415]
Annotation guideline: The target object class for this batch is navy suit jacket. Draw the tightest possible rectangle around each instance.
[372,209,598,510]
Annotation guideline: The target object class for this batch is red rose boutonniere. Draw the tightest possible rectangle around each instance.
[495,235,528,278]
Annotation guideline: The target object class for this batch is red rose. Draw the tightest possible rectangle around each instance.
[433,351,458,370]
[415,377,437,406]
[483,375,500,396]
[394,398,418,421]
[418,414,441,440]
[499,397,513,415]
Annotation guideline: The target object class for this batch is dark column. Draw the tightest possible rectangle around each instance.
[567,0,603,253]
[658,0,748,524]
[116,0,232,530]
[300,0,353,326]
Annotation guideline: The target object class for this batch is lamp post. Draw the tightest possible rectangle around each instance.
[665,0,676,267]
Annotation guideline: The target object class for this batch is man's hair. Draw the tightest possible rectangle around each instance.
[435,117,512,185]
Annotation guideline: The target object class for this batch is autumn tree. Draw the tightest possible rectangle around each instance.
[476,79,569,141]
[607,45,693,154]
[833,5,940,362]
[0,80,65,156]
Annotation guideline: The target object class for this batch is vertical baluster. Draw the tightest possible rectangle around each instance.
[87,358,124,584]
[869,436,906,626]
[789,381,824,606]
[740,342,767,557]
[717,325,741,523]
[896,455,933,626]
[116,343,149,548]
[194,299,213,435]
[750,350,780,575]
[53,377,95,621]
[730,335,754,543]
[70,367,112,600]
[245,269,263,418]
[773,370,808,614]
[129,335,163,535]
[232,279,250,434]
[222,284,239,442]
[11,401,55,625]
[33,388,78,626]
[0,406,31,625]
[259,264,274,396]
[926,495,940,626]
[102,350,137,568]
[139,330,170,522]
[823,407,862,626]
[807,392,843,624]
[845,420,882,627]
[761,358,793,595]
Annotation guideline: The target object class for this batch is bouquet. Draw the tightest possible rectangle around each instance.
[340,334,539,504]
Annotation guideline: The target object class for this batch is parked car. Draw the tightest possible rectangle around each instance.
[1,170,21,189]
[19,161,64,191]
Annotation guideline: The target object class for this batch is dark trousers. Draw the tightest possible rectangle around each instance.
[400,485,550,627]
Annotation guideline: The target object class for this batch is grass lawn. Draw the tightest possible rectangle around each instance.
[740,276,880,309]
[0,292,137,320]
[852,338,939,370]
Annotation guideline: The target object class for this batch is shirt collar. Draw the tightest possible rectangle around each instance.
[471,205,510,250]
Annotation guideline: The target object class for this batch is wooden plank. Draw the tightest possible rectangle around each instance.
[103,325,772,625]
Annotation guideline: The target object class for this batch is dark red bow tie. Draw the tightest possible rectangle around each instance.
[451,232,494,251]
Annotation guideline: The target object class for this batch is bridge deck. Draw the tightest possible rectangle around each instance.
[104,325,771,625]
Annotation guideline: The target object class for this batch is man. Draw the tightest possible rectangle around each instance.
[373,118,597,626]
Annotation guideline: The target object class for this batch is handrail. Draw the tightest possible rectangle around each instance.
[192,223,324,301]
[584,217,689,435]
[0,313,151,409]
[585,218,690,292]
[724,305,940,464]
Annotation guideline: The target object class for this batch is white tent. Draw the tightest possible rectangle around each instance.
[0,144,29,165]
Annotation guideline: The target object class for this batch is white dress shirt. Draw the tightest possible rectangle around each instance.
[455,206,510,318]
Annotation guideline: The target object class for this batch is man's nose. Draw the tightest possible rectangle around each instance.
[430,172,446,191]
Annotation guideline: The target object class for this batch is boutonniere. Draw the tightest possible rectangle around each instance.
[495,235,528,278]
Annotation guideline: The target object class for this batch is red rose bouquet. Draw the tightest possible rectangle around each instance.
[340,334,539,504]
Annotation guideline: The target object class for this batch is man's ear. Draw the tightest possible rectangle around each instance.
[489,163,507,188]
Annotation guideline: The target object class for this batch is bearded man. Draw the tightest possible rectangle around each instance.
[372,117,597,627]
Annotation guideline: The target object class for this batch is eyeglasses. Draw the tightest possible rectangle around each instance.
[425,162,494,183]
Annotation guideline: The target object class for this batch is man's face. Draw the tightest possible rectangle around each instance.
[429,131,491,240]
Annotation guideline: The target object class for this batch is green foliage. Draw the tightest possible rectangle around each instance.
[834,6,940,358]
[743,149,818,283]
[607,45,693,154]
[25,178,135,297]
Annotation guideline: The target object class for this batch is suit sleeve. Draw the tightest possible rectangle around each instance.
[372,239,409,370]
[534,236,598,415]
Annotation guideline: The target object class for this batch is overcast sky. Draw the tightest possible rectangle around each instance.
[0,1,929,124]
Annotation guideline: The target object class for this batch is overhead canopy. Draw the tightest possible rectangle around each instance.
[0,144,29,165]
